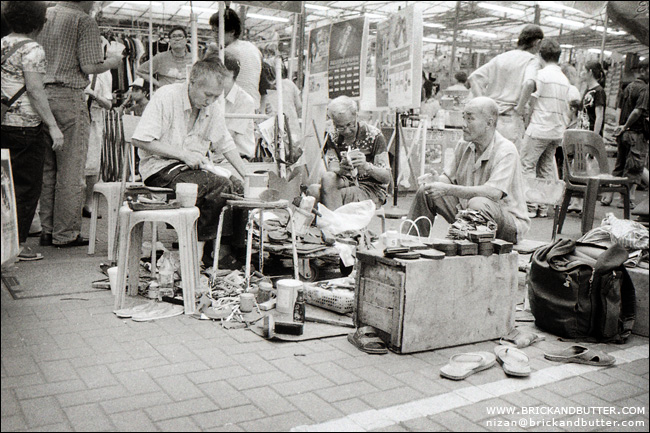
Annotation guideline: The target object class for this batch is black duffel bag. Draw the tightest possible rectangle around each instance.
[528,238,636,343]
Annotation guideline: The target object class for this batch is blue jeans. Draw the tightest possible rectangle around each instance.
[40,86,90,244]
[1,123,50,243]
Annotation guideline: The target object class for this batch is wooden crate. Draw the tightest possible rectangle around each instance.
[355,251,518,353]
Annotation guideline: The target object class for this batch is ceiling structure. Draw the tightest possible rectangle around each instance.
[97,1,649,57]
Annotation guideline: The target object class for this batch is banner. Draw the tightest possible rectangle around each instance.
[307,23,331,105]
[234,1,302,13]
[375,20,391,108]
[328,17,368,99]
[376,5,423,109]
[1,149,19,266]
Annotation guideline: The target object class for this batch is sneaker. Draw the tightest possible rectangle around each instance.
[18,246,43,261]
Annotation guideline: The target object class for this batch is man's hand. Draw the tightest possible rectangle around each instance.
[423,181,450,199]
[418,171,440,187]
[182,151,208,169]
[348,149,367,168]
[514,105,526,118]
[613,126,625,137]
[338,156,354,175]
[49,125,64,151]
[84,88,96,99]
[229,175,245,195]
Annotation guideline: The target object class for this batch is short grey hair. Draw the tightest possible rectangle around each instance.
[469,97,499,123]
[189,56,227,85]
[328,96,357,118]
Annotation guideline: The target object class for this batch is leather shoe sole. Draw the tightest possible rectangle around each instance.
[54,235,90,248]
[40,233,53,246]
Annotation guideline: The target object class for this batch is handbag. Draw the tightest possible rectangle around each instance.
[1,39,33,123]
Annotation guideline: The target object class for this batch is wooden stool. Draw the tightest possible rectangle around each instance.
[88,182,142,260]
[213,199,300,288]
[114,205,200,314]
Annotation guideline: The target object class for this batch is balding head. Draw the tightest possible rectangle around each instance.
[462,97,499,146]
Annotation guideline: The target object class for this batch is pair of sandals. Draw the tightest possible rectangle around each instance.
[347,326,388,355]
[440,347,532,380]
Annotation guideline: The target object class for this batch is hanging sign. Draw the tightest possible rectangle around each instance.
[376,5,423,109]
[234,2,302,14]
[327,16,368,99]
[1,149,19,266]
[307,23,331,105]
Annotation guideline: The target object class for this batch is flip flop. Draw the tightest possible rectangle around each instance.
[440,352,496,380]
[544,345,615,366]
[499,329,545,348]
[494,346,531,377]
[347,326,388,355]
[113,302,157,318]
[131,304,184,322]
[17,247,43,261]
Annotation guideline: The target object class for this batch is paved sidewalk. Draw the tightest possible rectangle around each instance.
[2,191,648,432]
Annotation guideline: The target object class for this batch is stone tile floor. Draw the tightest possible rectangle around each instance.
[2,190,648,432]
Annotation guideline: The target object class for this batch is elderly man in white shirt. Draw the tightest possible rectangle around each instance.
[131,58,248,258]
[408,97,530,244]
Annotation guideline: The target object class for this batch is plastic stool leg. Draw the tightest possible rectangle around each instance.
[88,192,100,255]
[176,217,199,314]
[106,189,121,262]
[286,207,300,280]
[557,191,572,234]
[212,206,228,273]
[623,186,631,219]
[114,208,131,310]
[127,222,144,297]
[581,179,599,234]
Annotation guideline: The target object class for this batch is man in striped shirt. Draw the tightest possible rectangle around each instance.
[515,39,570,218]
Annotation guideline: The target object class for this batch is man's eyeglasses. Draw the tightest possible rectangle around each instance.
[170,35,186,40]
[334,121,356,131]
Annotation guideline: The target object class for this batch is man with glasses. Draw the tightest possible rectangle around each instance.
[407,97,530,244]
[136,26,193,88]
[307,96,391,210]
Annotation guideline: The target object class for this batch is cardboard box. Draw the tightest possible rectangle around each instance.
[355,251,518,353]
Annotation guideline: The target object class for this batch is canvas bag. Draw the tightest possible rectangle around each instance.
[1,39,32,123]
[527,238,636,343]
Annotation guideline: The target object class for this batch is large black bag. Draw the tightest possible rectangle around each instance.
[528,239,636,343]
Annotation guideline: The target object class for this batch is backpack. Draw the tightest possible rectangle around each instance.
[527,239,636,343]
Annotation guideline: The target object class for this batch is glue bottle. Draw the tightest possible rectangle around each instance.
[293,288,305,323]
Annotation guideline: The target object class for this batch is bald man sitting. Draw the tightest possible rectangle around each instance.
[308,96,392,209]
[408,97,530,243]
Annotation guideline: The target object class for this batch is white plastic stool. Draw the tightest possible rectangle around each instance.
[114,205,200,314]
[213,199,300,288]
[88,182,142,260]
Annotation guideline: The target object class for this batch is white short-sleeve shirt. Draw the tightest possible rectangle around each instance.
[132,82,236,181]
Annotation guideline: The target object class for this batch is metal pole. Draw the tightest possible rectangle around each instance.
[190,11,198,64]
[289,13,298,80]
[450,1,461,74]
[393,111,400,206]
[218,1,225,62]
[148,1,153,96]
[534,4,541,25]
[297,2,306,88]
[600,8,608,63]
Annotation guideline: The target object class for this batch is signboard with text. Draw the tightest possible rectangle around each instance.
[327,17,368,99]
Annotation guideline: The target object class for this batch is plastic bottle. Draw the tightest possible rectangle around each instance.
[293,288,305,323]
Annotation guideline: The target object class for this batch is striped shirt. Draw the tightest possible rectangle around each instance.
[36,2,104,89]
[526,64,571,140]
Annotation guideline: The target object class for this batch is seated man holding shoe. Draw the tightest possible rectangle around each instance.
[131,57,247,260]
[307,96,392,210]
[408,97,530,243]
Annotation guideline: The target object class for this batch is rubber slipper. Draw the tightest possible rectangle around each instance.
[499,329,545,349]
[113,302,157,318]
[440,352,496,380]
[494,346,531,377]
[544,345,615,366]
[18,247,43,261]
[347,326,388,354]
[131,303,184,322]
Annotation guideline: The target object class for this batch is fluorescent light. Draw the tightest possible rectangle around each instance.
[542,2,585,14]
[180,5,215,14]
[588,48,612,55]
[423,37,446,43]
[477,2,525,16]
[110,1,164,8]
[463,29,498,38]
[560,44,574,48]
[423,23,446,29]
[547,16,585,28]
[591,26,627,35]
[641,57,647,61]
[365,13,385,19]
[246,13,290,23]
[305,4,330,11]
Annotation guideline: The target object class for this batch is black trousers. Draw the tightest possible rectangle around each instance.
[1,123,50,243]
[145,163,234,241]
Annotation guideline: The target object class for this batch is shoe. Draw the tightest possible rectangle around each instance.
[54,235,90,248]
[18,246,43,261]
[82,207,101,218]
[527,211,538,219]
[28,231,42,238]
[537,210,548,218]
[40,233,53,246]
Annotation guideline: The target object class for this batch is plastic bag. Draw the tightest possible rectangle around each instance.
[316,200,375,235]
[601,213,649,251]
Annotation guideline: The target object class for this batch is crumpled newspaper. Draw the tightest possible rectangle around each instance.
[448,209,497,240]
